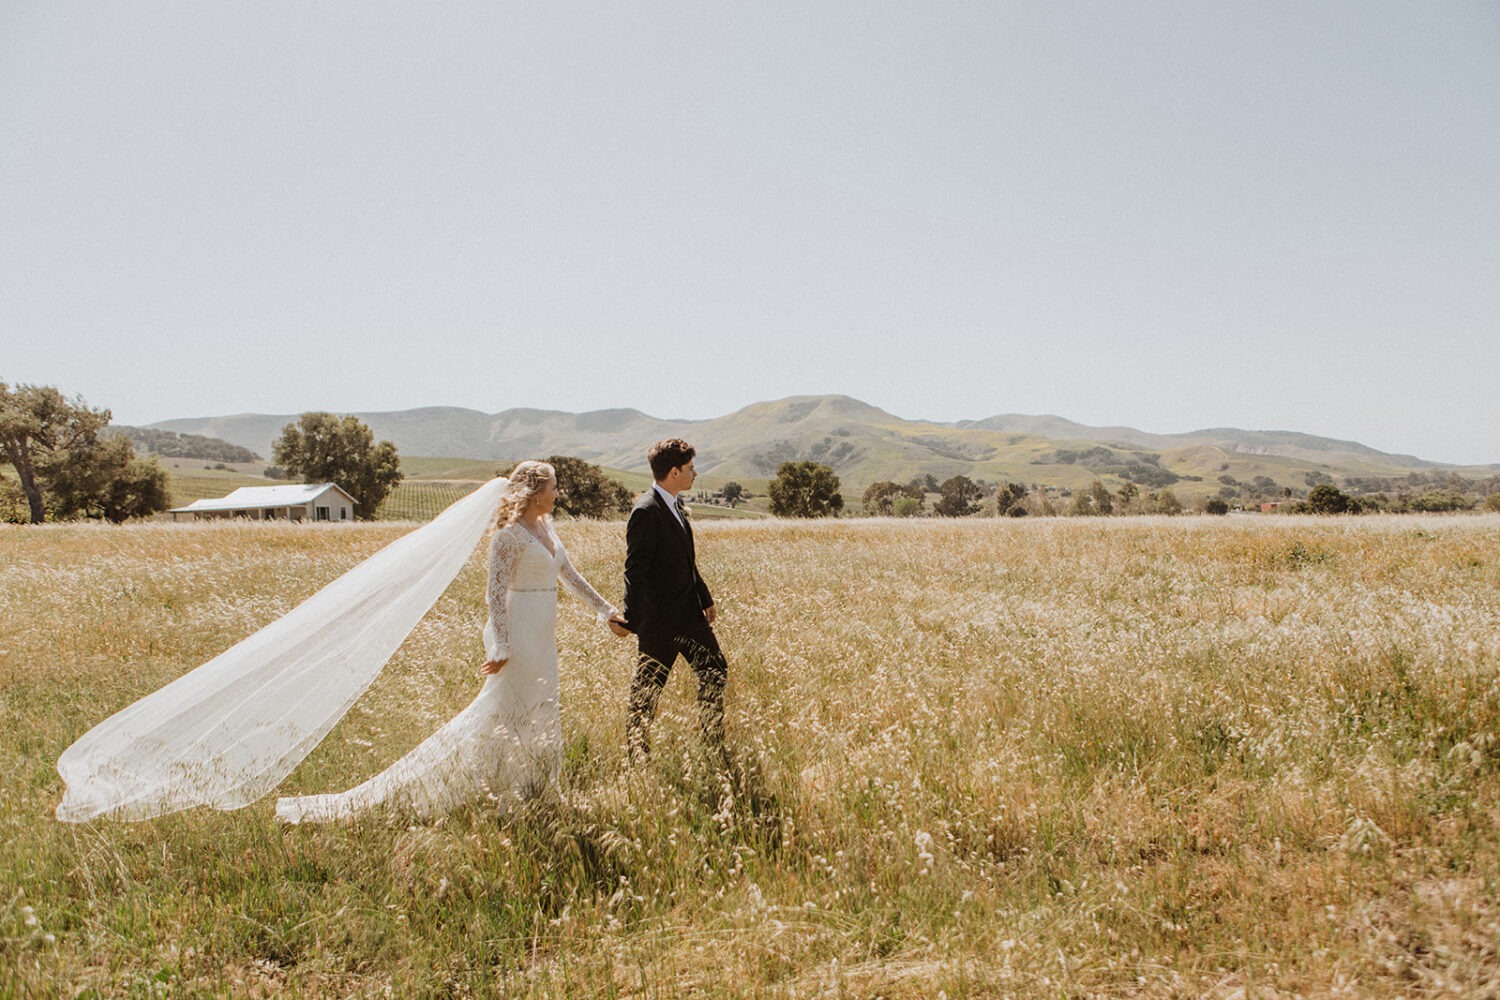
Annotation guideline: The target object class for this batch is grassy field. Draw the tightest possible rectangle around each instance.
[3,515,1499,996]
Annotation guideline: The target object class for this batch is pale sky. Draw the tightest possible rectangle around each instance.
[3,2,1497,465]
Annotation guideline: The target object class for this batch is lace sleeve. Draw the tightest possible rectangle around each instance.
[484,526,526,661]
[558,545,619,623]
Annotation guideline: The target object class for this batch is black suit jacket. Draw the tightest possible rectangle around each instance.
[622,489,714,638]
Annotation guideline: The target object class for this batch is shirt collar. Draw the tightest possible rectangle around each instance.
[653,482,684,525]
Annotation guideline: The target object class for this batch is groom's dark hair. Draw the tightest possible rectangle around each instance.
[648,438,695,481]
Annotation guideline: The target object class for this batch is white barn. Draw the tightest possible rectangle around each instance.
[170,483,357,522]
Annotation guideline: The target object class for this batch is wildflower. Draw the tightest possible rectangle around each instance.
[914,830,936,875]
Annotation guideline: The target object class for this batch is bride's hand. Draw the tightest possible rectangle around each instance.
[480,658,508,675]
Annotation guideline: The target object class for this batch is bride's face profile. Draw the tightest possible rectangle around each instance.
[527,475,558,518]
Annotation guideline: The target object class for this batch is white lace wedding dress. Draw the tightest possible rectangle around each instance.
[274,521,617,824]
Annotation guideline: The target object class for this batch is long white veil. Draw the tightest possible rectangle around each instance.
[56,476,509,823]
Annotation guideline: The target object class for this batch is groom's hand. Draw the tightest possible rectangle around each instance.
[703,605,717,625]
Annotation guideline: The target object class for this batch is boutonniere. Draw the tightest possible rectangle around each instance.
[678,503,692,520]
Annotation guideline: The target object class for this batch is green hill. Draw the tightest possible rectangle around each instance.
[150,394,1498,506]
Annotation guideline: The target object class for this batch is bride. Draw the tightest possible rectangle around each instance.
[276,461,625,823]
[55,462,624,824]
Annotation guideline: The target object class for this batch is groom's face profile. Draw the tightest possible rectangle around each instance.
[664,460,696,495]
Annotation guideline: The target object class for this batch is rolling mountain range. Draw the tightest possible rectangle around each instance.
[151,395,1495,497]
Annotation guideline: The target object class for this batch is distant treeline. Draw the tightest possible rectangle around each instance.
[116,427,261,464]
[1342,470,1500,496]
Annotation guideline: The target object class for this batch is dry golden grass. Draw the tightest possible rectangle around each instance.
[3,514,1500,996]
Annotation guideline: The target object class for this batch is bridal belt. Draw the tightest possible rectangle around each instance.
[509,586,556,593]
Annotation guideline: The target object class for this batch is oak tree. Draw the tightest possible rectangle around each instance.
[538,455,632,519]
[934,475,982,517]
[272,412,403,520]
[0,382,168,523]
[769,461,843,518]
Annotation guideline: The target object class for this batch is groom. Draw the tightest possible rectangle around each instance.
[610,438,728,762]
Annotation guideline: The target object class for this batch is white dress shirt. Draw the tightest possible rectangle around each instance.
[653,483,685,528]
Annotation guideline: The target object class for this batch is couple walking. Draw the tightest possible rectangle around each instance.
[273,438,727,823]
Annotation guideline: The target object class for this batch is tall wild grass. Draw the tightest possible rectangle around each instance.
[2,515,1498,996]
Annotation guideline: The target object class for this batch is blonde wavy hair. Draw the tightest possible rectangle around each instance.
[494,460,556,528]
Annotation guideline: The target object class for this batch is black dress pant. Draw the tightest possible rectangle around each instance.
[627,617,727,761]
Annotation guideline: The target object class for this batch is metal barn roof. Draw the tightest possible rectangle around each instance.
[170,483,356,513]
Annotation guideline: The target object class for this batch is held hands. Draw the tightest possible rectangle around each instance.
[600,609,712,636]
